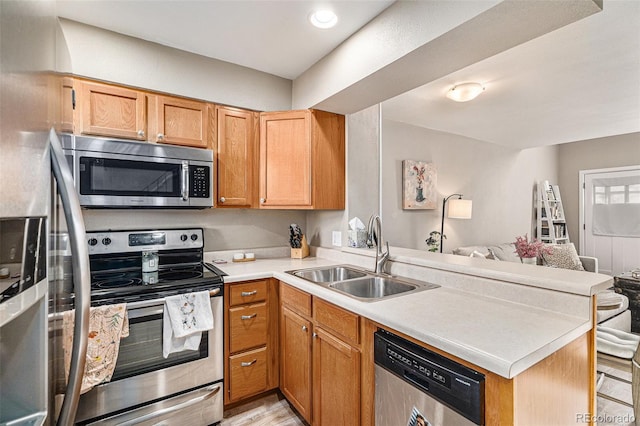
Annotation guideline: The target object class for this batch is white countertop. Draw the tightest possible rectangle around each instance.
[207,253,604,379]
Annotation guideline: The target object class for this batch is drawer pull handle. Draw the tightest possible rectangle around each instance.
[241,290,257,297]
[241,359,257,367]
[241,314,257,320]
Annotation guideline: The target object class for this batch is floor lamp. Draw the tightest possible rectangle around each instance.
[440,194,473,253]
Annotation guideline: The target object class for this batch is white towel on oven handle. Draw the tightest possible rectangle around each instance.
[163,291,213,358]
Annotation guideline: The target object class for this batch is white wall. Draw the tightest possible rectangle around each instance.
[381,119,559,252]
[558,132,640,252]
[59,19,291,112]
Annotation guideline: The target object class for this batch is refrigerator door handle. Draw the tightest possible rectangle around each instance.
[50,129,91,426]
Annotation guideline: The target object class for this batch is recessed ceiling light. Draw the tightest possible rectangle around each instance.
[446,82,485,102]
[309,10,338,29]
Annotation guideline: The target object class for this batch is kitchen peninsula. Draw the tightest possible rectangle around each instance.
[211,246,612,425]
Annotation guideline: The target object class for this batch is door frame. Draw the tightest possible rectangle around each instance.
[579,164,640,255]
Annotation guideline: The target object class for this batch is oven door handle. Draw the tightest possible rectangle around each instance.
[126,288,222,316]
[115,384,221,426]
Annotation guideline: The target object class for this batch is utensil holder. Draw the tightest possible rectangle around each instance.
[291,235,310,259]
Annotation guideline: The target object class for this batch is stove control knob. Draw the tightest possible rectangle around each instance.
[102,237,112,246]
[88,238,98,246]
[190,234,198,241]
[180,234,188,242]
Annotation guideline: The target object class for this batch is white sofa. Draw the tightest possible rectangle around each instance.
[452,243,630,331]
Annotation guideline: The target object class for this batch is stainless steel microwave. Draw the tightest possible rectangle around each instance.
[59,134,213,208]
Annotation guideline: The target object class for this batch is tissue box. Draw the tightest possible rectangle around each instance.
[348,230,368,248]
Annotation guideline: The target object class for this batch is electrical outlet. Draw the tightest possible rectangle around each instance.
[332,231,342,247]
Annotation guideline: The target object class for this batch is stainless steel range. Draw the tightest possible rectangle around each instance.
[50,228,225,425]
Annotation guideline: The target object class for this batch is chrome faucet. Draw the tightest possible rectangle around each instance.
[367,214,390,274]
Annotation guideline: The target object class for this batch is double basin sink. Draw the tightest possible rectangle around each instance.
[286,265,439,302]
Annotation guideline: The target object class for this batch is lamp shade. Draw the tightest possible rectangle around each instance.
[446,83,484,102]
[448,199,472,219]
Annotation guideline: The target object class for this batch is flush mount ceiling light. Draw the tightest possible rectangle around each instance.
[446,82,485,102]
[309,10,338,29]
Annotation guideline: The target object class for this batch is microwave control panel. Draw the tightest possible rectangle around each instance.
[190,166,210,198]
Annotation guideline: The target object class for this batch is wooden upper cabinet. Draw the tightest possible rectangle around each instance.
[60,77,75,133]
[259,110,345,210]
[216,106,259,207]
[149,95,208,148]
[76,80,146,140]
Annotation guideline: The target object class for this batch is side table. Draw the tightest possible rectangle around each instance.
[614,272,640,332]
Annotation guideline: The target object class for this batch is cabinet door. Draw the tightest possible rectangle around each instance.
[217,106,258,207]
[259,111,311,207]
[60,77,74,133]
[280,306,312,423]
[312,328,360,426]
[78,81,146,140]
[154,95,208,148]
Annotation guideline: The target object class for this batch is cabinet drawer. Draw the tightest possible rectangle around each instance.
[229,302,267,353]
[229,280,268,306]
[229,347,268,402]
[313,298,360,344]
[281,284,311,317]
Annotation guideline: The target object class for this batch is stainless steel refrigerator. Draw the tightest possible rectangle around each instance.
[0,2,90,425]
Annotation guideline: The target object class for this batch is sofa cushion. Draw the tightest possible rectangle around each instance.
[541,243,585,271]
[487,243,520,262]
[452,246,490,257]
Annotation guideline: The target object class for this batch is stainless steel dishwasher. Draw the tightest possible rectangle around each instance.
[374,329,485,426]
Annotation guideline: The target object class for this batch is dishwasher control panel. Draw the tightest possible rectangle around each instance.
[374,329,485,425]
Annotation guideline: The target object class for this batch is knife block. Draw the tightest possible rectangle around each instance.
[291,235,310,259]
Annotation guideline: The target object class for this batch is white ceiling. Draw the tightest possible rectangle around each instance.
[56,0,640,149]
[56,0,394,80]
[382,0,640,149]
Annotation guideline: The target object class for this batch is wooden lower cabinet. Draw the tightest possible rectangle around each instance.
[280,307,313,422]
[312,327,360,426]
[224,279,278,405]
[280,283,361,425]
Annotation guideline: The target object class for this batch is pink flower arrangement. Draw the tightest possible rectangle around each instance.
[513,234,552,259]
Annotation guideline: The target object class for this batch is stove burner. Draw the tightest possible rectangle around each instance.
[159,270,202,281]
[94,278,142,289]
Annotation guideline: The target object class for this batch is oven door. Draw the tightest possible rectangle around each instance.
[74,150,191,208]
[75,292,223,424]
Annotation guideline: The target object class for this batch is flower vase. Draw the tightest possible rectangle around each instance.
[415,187,425,202]
[520,257,537,265]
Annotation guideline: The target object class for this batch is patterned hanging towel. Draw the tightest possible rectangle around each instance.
[163,291,213,358]
[62,304,129,394]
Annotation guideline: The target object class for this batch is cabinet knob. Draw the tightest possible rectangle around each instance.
[312,332,318,338]
[137,130,145,138]
[260,198,266,204]
[157,133,164,141]
[302,325,307,332]
[219,197,226,203]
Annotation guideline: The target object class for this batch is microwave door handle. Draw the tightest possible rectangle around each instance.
[181,161,189,202]
[50,129,91,426]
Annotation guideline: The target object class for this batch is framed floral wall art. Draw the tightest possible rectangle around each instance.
[403,160,437,209]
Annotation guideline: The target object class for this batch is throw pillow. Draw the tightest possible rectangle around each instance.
[469,250,490,259]
[488,243,520,262]
[452,246,490,257]
[541,243,585,271]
